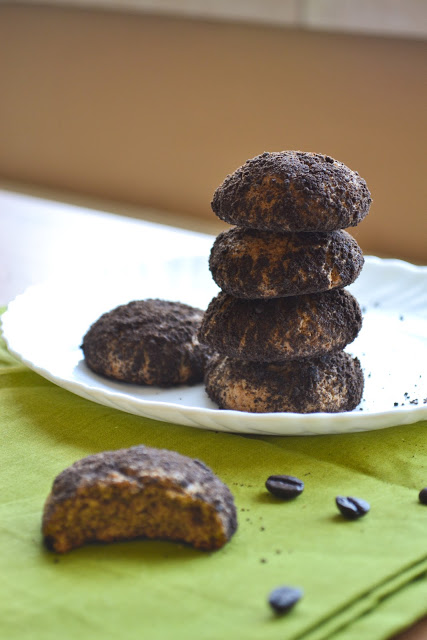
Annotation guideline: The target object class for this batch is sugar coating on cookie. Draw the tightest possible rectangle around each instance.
[212,151,371,232]
[205,352,364,413]
[81,299,210,387]
[42,445,238,552]
[199,289,362,362]
[209,227,364,299]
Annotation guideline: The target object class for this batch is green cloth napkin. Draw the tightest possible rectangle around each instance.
[1,308,426,640]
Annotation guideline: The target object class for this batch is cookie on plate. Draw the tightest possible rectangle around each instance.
[205,352,364,413]
[198,289,362,362]
[211,151,371,232]
[81,299,210,387]
[42,445,238,552]
[209,227,364,298]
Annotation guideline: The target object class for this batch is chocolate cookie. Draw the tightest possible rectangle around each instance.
[205,352,364,413]
[198,289,362,362]
[209,227,364,298]
[212,151,371,232]
[81,299,209,387]
[42,445,238,553]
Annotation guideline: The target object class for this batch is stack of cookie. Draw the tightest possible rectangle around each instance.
[198,151,372,413]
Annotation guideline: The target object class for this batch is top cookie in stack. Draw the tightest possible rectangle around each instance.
[211,151,371,233]
[199,151,372,414]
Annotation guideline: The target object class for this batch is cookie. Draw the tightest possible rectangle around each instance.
[212,151,371,232]
[42,445,238,553]
[81,299,209,387]
[198,289,362,362]
[205,352,364,413]
[209,227,364,298]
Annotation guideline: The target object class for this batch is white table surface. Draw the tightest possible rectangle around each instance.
[0,189,214,307]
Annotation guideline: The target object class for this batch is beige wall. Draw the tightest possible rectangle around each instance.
[0,5,426,262]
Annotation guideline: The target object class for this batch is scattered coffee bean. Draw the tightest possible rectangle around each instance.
[336,496,370,520]
[268,586,303,614]
[265,475,304,500]
[419,488,427,505]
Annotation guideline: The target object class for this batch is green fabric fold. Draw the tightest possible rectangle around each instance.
[1,309,426,640]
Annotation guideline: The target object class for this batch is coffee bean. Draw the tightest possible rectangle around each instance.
[336,496,370,520]
[419,488,427,505]
[268,585,303,614]
[265,475,304,500]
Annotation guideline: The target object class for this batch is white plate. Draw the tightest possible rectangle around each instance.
[2,256,427,436]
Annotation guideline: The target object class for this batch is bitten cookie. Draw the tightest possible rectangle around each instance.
[209,227,364,299]
[199,289,362,362]
[42,445,238,553]
[81,299,210,387]
[205,352,364,413]
[212,151,371,232]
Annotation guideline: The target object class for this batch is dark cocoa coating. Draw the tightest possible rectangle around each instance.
[42,445,238,552]
[204,352,364,413]
[209,227,364,298]
[81,299,210,387]
[212,151,372,232]
[199,289,362,362]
